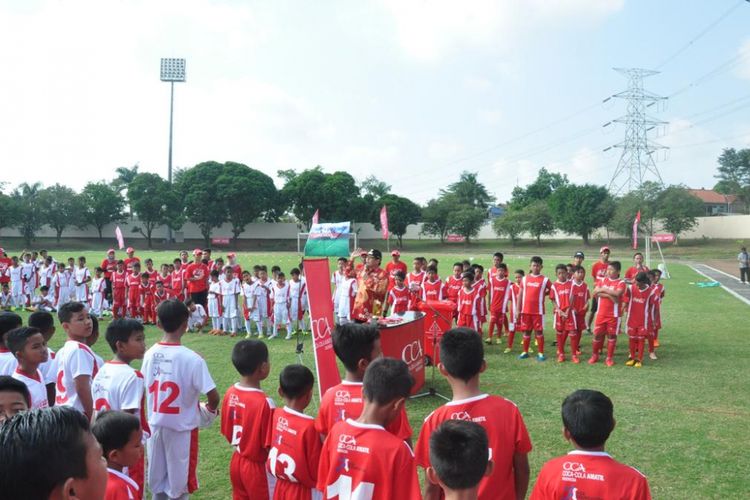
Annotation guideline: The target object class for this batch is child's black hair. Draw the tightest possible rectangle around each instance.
[279,364,314,399]
[453,262,463,269]
[608,261,622,273]
[497,263,508,271]
[290,268,301,276]
[394,270,406,280]
[439,328,484,383]
[157,299,189,333]
[332,323,380,373]
[57,301,86,324]
[635,272,650,286]
[362,357,413,406]
[105,319,144,353]
[231,339,269,376]
[276,272,285,279]
[530,256,543,265]
[39,285,49,293]
[426,265,438,274]
[515,269,525,277]
[0,374,31,407]
[210,270,220,278]
[337,257,347,263]
[92,410,141,458]
[555,264,568,274]
[0,406,90,498]
[5,327,42,356]
[0,312,23,343]
[493,252,504,260]
[561,389,615,449]
[95,267,104,273]
[461,271,475,283]
[429,420,489,491]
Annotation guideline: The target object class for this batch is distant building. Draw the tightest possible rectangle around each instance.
[488,205,505,218]
[687,188,743,216]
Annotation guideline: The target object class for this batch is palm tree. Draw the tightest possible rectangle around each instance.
[113,164,139,219]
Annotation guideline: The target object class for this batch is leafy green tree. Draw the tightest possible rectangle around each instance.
[714,148,750,213]
[548,184,614,245]
[443,171,494,209]
[11,182,44,246]
[361,175,391,199]
[81,182,126,240]
[508,168,569,210]
[492,210,525,246]
[127,173,180,248]
[370,194,421,247]
[609,181,661,239]
[112,164,140,218]
[420,195,455,243]
[38,184,85,243]
[523,201,555,247]
[176,161,227,246]
[656,185,704,243]
[447,206,487,244]
[0,191,16,235]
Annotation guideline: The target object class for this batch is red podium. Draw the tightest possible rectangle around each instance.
[418,300,455,365]
[378,312,425,394]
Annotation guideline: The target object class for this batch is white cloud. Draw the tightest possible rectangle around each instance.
[478,108,502,125]
[428,140,463,161]
[463,75,493,92]
[735,38,750,81]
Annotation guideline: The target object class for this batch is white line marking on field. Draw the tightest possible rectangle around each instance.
[689,265,750,307]
[703,265,743,283]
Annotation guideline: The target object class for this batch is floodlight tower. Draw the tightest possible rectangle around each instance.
[160,58,186,242]
[602,68,668,195]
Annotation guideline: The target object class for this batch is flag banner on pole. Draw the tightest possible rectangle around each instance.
[380,205,389,240]
[115,226,125,250]
[303,257,342,399]
[311,209,319,226]
[632,211,641,250]
[304,222,350,257]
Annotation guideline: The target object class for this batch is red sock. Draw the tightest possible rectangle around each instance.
[654,328,660,340]
[488,321,495,339]
[606,337,617,359]
[629,338,636,359]
[592,338,603,355]
[570,333,580,355]
[648,336,655,353]
[637,338,645,361]
[507,331,516,348]
[522,334,531,353]
[536,333,544,354]
[556,333,564,355]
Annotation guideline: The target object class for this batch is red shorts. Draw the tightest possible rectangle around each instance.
[575,312,587,332]
[230,453,270,500]
[554,312,577,333]
[457,313,478,330]
[627,325,650,338]
[594,316,621,336]
[489,311,507,328]
[518,313,544,332]
[274,479,315,500]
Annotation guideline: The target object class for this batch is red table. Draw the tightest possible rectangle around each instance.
[378,312,425,394]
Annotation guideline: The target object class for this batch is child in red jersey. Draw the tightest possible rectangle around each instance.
[92,411,144,500]
[487,263,512,346]
[517,256,551,361]
[623,272,655,368]
[624,252,649,284]
[569,266,590,364]
[126,262,142,320]
[153,281,169,310]
[456,272,481,330]
[472,264,488,335]
[530,390,651,500]
[317,358,421,500]
[549,264,574,363]
[590,261,626,367]
[221,339,276,500]
[111,260,128,319]
[416,328,531,500]
[266,364,323,500]
[647,269,665,358]
[421,265,443,302]
[386,271,409,315]
[314,323,412,442]
[139,272,155,325]
[443,263,464,318]
[503,270,524,354]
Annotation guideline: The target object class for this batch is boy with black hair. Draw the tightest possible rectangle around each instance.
[517,256,551,361]
[29,310,58,403]
[0,374,30,422]
[317,357,421,499]
[591,261,626,367]
[0,405,108,499]
[421,264,443,302]
[503,270,525,354]
[386,270,409,315]
[92,411,144,500]
[32,285,56,312]
[569,266,590,364]
[126,262,142,320]
[111,259,128,319]
[530,389,651,499]
[416,327,532,500]
[0,282,11,310]
[443,263,464,317]
[550,263,574,363]
[489,252,504,280]
[289,268,306,334]
[648,269,665,355]
[623,272,655,368]
[266,364,323,499]
[185,298,208,333]
[487,263,512,345]
[90,267,107,318]
[7,326,49,409]
[0,311,23,376]
[315,323,412,442]
[56,302,97,418]
[332,258,347,324]
[143,299,220,500]
[427,420,493,500]
[221,339,276,499]
[456,271,481,329]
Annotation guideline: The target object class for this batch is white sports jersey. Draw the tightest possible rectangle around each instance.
[272,283,290,308]
[208,281,222,317]
[90,277,106,314]
[92,361,144,413]
[12,368,49,409]
[9,266,22,293]
[220,278,241,318]
[0,349,18,376]
[142,343,216,432]
[74,267,91,301]
[336,278,358,319]
[20,262,36,284]
[0,291,11,307]
[55,340,98,412]
[39,348,57,385]
[188,304,207,330]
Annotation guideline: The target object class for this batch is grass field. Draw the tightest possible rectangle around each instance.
[8,249,750,499]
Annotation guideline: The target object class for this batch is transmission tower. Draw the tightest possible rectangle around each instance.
[603,68,668,195]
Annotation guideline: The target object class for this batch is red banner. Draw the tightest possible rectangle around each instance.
[303,258,342,399]
[651,233,675,243]
[115,226,125,250]
[380,205,389,240]
[312,209,319,225]
[379,315,425,394]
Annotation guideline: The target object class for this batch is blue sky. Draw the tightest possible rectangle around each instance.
[1,0,749,204]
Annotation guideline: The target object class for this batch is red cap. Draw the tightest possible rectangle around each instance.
[107,249,115,254]
[227,252,236,258]
[600,246,610,253]
[391,250,400,256]
[193,248,203,256]
[126,247,134,253]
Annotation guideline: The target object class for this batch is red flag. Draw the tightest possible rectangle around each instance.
[380,205,389,240]
[632,211,641,250]
[115,226,125,250]
[311,209,319,226]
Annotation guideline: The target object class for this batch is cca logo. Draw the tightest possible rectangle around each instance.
[563,462,586,472]
[401,341,423,364]
[339,434,356,445]
[311,317,332,341]
[450,411,472,421]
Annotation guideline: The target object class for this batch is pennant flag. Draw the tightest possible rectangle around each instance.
[380,205,389,240]
[304,222,351,257]
[632,211,641,250]
[311,209,319,225]
[115,226,125,250]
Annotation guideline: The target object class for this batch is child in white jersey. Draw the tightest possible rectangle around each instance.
[270,272,292,340]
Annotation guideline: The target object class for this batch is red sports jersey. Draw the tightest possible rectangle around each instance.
[624,265,650,282]
[317,419,421,500]
[443,275,463,305]
[112,271,127,290]
[530,450,651,500]
[384,261,408,289]
[596,277,626,318]
[184,262,209,293]
[489,276,512,313]
[100,258,117,280]
[386,286,409,314]
[265,406,322,499]
[457,287,481,316]
[406,271,426,288]
[139,282,154,304]
[221,384,275,462]
[170,271,185,298]
[105,468,140,500]
[416,394,533,500]
[626,284,655,330]
[570,281,590,313]
[314,381,412,441]
[521,274,551,315]
[509,282,521,322]
[421,279,443,302]
[124,257,140,272]
[126,273,141,294]
[550,280,573,313]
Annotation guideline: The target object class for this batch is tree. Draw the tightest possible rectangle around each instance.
[38,184,85,243]
[656,185,704,243]
[217,162,278,247]
[447,206,487,244]
[508,168,569,210]
[361,175,391,199]
[81,182,126,240]
[370,194,421,247]
[443,171,494,209]
[548,184,614,245]
[523,201,555,246]
[420,195,455,242]
[112,164,140,218]
[492,210,525,246]
[177,161,227,246]
[11,182,44,246]
[127,173,178,248]
[0,191,18,236]
[609,181,662,239]
[715,147,750,213]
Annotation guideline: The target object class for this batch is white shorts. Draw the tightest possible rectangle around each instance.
[273,306,289,324]
[222,296,238,319]
[207,296,220,317]
[250,301,268,322]
[147,426,199,499]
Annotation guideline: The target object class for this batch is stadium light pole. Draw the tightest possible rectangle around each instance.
[160,58,186,243]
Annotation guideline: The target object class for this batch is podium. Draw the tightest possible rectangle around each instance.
[418,300,455,365]
[377,311,425,394]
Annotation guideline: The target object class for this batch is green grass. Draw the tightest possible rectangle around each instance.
[12,249,749,499]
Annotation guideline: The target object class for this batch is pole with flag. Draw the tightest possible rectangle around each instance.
[115,226,125,250]
[380,205,389,252]
[632,211,641,250]
[311,209,319,226]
